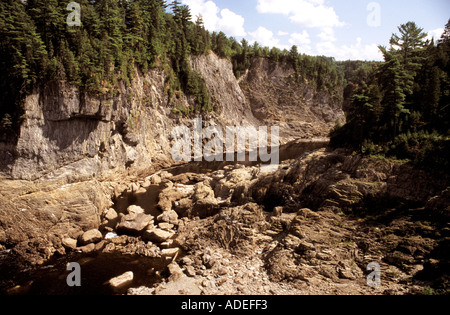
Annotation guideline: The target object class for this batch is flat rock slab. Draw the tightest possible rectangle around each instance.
[143,228,175,243]
[109,271,134,291]
[79,229,102,246]
[161,247,180,259]
[117,213,154,234]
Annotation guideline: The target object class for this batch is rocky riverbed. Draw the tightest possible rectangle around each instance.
[1,148,449,295]
[127,150,450,295]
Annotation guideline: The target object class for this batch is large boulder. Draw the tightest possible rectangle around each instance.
[190,182,221,218]
[117,213,154,235]
[78,229,103,246]
[157,210,179,225]
[127,205,145,215]
[157,187,191,212]
[109,271,134,291]
[143,228,175,243]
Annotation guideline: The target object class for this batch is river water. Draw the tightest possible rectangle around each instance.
[0,139,328,295]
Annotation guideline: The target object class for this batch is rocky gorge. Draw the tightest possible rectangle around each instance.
[0,52,448,295]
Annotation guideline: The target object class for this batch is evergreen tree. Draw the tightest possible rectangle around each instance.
[289,45,299,67]
[0,0,48,135]
[378,48,413,139]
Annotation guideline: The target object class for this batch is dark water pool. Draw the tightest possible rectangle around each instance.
[0,251,169,295]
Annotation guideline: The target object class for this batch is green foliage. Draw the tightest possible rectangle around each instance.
[0,0,49,137]
[331,20,450,172]
[227,40,345,98]
[0,0,217,131]
[0,0,349,133]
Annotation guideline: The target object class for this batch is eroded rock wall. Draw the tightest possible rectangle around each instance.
[0,52,345,264]
[240,57,345,142]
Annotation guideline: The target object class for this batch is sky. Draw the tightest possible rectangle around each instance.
[179,0,450,61]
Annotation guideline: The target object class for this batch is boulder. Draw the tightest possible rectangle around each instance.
[62,237,78,250]
[78,243,96,253]
[143,228,175,243]
[157,210,179,225]
[157,188,187,212]
[117,213,154,235]
[151,174,162,185]
[127,205,145,215]
[193,182,215,202]
[173,198,193,217]
[167,262,184,282]
[190,182,220,218]
[129,183,140,193]
[109,271,134,291]
[105,208,118,221]
[142,179,152,188]
[161,247,180,259]
[79,229,102,246]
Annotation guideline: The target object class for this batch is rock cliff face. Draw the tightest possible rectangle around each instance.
[240,57,344,141]
[0,52,345,264]
[0,52,343,182]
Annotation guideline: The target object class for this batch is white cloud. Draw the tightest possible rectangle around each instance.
[181,0,246,36]
[427,28,445,42]
[289,30,311,46]
[217,8,246,36]
[249,26,281,48]
[288,31,313,54]
[256,0,345,29]
[317,27,337,42]
[316,37,383,61]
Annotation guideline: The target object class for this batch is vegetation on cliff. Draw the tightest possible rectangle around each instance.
[331,21,450,172]
[1,0,447,174]
[0,0,345,138]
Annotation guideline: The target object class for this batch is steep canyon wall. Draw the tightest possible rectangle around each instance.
[0,52,345,262]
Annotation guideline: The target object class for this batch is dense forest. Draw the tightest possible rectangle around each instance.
[1,1,448,171]
[0,0,344,139]
[331,21,450,171]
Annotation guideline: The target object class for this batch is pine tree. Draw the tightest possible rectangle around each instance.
[378,48,413,139]
[0,0,48,134]
[389,22,428,65]
[26,0,66,51]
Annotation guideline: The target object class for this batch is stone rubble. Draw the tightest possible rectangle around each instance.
[126,150,449,296]
[2,149,448,295]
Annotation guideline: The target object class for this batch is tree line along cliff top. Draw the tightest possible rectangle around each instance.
[1,1,449,173]
[0,0,345,136]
